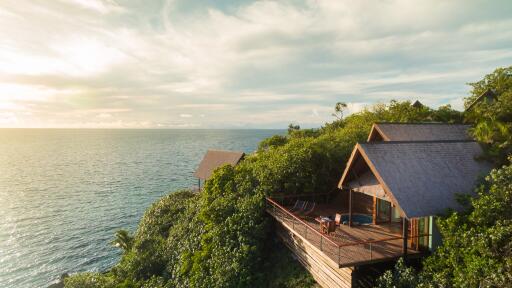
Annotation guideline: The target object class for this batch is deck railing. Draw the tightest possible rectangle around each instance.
[266,197,430,267]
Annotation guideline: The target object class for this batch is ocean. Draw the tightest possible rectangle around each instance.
[0,129,283,288]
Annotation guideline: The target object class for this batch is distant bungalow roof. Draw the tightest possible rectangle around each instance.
[339,141,492,218]
[412,100,424,108]
[368,123,472,142]
[465,88,497,111]
[194,150,245,180]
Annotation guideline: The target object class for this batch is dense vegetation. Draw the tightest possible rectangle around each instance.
[464,66,512,165]
[64,66,511,288]
[378,66,512,288]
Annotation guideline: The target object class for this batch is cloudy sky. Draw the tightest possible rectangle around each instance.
[0,0,511,128]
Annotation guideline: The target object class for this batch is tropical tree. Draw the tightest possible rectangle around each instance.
[465,66,512,164]
[376,258,419,288]
[111,230,133,252]
[332,102,348,120]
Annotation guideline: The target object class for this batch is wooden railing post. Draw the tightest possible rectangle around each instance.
[402,217,408,256]
[349,189,353,227]
[338,246,341,264]
[320,236,323,251]
[372,196,377,225]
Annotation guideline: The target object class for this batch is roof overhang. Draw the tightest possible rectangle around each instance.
[367,123,390,142]
[338,144,407,218]
[194,150,245,180]
[466,88,496,111]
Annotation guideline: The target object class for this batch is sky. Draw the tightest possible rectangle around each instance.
[0,0,511,128]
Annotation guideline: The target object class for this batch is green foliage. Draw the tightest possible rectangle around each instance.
[287,123,300,134]
[465,66,512,164]
[332,102,348,120]
[376,258,419,288]
[111,230,133,252]
[419,158,512,288]
[66,99,466,288]
[263,241,317,288]
[257,134,288,151]
[64,273,116,288]
[374,67,512,288]
[431,104,464,123]
[109,190,198,283]
[181,165,269,287]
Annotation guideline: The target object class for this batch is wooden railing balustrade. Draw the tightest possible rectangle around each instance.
[266,197,430,267]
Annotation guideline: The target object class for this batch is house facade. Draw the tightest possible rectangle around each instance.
[266,123,491,288]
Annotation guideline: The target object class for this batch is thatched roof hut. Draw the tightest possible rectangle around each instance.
[194,150,245,180]
[339,141,492,218]
[367,123,471,142]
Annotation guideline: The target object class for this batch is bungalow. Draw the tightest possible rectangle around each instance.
[194,149,245,190]
[266,123,491,288]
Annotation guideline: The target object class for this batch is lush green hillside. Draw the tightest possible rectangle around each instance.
[64,66,512,288]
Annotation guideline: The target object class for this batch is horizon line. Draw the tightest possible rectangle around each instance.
[0,127,290,130]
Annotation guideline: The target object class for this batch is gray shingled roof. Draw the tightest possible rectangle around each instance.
[341,141,492,218]
[194,150,245,180]
[370,123,471,142]
[347,171,390,201]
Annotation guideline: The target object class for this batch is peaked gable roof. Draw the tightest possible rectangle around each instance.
[194,150,245,180]
[412,100,424,108]
[466,88,497,111]
[339,141,491,218]
[368,123,471,142]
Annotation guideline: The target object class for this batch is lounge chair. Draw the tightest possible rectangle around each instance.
[301,202,316,217]
[289,200,306,212]
[296,201,311,215]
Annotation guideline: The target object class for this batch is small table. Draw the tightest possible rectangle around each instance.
[315,216,334,234]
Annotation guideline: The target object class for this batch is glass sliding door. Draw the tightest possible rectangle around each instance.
[376,198,391,222]
[410,217,430,251]
[391,205,401,222]
[417,217,429,250]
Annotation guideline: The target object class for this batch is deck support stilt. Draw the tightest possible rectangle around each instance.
[373,196,377,225]
[402,217,408,256]
[349,189,353,227]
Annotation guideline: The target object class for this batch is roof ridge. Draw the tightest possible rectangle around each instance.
[207,149,245,154]
[362,140,477,145]
[374,122,470,125]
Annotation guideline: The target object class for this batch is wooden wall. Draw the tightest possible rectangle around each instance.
[274,221,375,288]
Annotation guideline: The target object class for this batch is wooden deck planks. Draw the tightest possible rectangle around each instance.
[268,204,420,267]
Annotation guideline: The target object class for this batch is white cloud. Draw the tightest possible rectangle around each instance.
[65,0,123,14]
[0,0,511,128]
[51,37,127,76]
[96,113,112,118]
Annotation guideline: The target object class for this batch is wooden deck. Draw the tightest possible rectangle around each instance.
[267,198,423,267]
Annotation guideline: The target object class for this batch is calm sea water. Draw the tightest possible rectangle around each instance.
[0,129,283,288]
